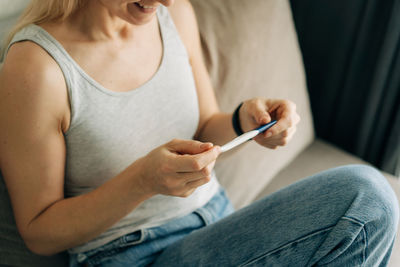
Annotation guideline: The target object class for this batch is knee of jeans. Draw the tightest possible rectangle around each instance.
[339,164,399,232]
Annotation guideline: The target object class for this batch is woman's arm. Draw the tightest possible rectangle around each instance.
[169,1,237,146]
[0,42,154,255]
[0,42,220,255]
[169,0,300,148]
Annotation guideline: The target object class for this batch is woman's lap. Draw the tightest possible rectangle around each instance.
[69,187,234,267]
[70,164,399,267]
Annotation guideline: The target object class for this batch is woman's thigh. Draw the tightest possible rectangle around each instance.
[153,165,399,266]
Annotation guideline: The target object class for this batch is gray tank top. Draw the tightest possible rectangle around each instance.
[3,6,219,254]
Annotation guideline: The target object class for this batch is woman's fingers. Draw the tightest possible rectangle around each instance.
[240,99,273,132]
[140,139,220,197]
[254,125,297,148]
[240,98,299,141]
[250,99,272,125]
[172,145,221,172]
[263,100,298,137]
[165,138,220,173]
[167,138,213,154]
[156,141,219,197]
[185,176,212,189]
[169,163,214,198]
[177,160,215,181]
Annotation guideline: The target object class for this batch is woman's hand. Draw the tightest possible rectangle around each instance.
[136,139,221,198]
[239,98,300,149]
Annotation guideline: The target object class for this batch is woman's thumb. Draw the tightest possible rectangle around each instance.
[168,139,213,155]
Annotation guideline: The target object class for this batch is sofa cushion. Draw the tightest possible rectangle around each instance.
[255,138,400,267]
[190,0,314,208]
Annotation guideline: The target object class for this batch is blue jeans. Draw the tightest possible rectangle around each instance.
[69,165,399,266]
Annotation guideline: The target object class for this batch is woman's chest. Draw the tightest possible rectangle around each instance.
[68,39,163,92]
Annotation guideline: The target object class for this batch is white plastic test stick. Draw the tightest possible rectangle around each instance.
[220,120,277,153]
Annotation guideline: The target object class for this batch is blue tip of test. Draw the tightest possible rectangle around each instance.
[256,120,277,133]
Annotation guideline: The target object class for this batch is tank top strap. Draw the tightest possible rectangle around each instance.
[157,5,190,59]
[6,24,76,97]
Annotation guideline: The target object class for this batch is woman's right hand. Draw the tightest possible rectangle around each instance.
[137,139,221,198]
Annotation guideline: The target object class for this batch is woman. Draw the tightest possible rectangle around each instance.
[0,0,398,266]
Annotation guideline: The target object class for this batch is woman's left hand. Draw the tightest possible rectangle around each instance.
[239,98,301,149]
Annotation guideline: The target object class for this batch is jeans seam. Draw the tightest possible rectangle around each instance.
[361,226,367,266]
[341,216,367,266]
[239,225,336,267]
[341,215,365,226]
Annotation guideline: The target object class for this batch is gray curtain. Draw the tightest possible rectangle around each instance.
[290,0,400,176]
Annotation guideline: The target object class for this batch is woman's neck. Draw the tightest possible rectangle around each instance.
[66,1,153,42]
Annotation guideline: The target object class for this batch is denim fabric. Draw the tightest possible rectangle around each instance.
[69,188,234,267]
[69,165,399,267]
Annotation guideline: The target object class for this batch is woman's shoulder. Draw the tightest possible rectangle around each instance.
[1,41,67,101]
[0,41,70,132]
[3,41,63,84]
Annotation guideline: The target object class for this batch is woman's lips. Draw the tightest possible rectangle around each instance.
[134,2,158,13]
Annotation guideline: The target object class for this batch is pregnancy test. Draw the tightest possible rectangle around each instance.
[220,120,277,153]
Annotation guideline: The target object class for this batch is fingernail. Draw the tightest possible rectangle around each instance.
[266,132,272,138]
[201,143,213,149]
[262,117,269,123]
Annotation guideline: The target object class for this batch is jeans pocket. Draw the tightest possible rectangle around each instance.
[85,247,123,267]
[192,210,210,226]
[193,188,235,226]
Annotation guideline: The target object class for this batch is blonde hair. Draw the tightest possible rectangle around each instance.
[1,0,84,59]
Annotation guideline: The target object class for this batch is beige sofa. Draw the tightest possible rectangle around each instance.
[0,0,398,266]
[190,1,400,266]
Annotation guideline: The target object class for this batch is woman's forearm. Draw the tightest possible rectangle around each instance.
[23,159,152,256]
[195,112,237,146]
